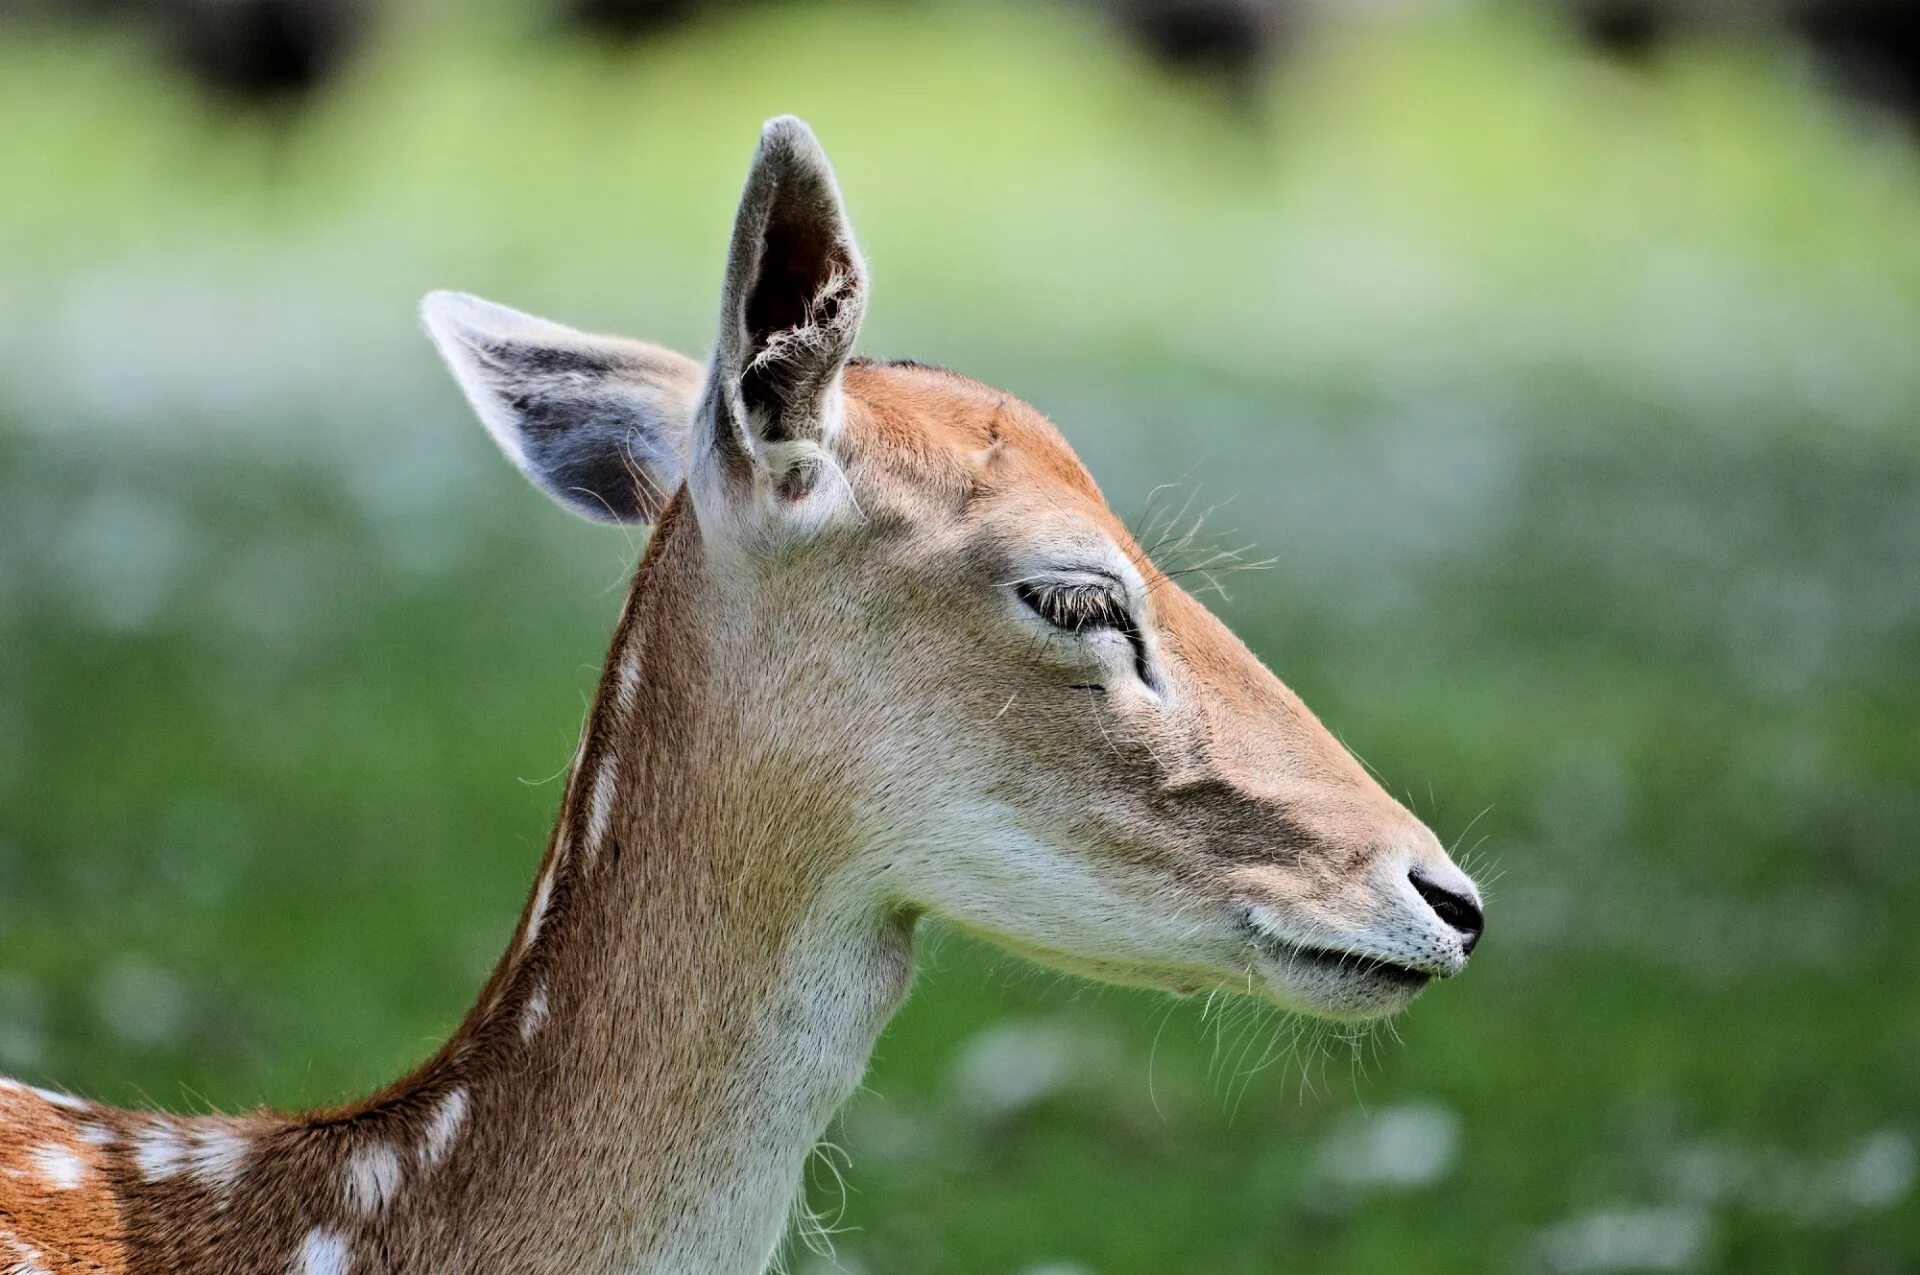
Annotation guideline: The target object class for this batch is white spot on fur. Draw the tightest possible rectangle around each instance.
[522,868,554,951]
[28,1144,86,1191]
[1,1081,92,1112]
[419,1088,469,1168]
[520,982,550,1042]
[294,1226,351,1275]
[343,1142,403,1213]
[0,1229,51,1275]
[616,646,642,711]
[133,1122,186,1180]
[76,1124,116,1147]
[189,1125,251,1190]
[584,756,619,863]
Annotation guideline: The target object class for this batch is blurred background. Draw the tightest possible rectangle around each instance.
[2,0,1918,1271]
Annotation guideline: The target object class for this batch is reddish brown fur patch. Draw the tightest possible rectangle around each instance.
[0,1085,126,1273]
[842,362,1106,499]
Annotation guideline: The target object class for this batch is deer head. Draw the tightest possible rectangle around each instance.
[422,117,1482,1023]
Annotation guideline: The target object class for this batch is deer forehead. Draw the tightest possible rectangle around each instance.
[838,363,1110,516]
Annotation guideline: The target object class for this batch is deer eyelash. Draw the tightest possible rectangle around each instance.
[1015,580,1130,634]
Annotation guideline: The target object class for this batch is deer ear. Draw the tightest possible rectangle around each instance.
[699,116,868,499]
[421,292,702,524]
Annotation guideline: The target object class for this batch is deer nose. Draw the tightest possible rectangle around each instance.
[1409,869,1484,955]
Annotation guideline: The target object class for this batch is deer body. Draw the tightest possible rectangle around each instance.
[0,120,1484,1275]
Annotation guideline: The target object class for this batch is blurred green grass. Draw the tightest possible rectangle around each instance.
[2,3,1918,1272]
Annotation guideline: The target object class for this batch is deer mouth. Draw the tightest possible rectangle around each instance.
[1235,909,1434,996]
[1250,934,1432,988]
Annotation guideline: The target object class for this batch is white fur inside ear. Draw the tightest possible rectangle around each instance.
[759,439,826,484]
[743,257,858,383]
[745,437,860,543]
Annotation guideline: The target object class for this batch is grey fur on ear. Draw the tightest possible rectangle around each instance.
[421,292,702,524]
[704,116,868,479]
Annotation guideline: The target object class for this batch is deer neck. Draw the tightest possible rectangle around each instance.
[426,849,911,1275]
[82,512,911,1275]
[416,520,916,1273]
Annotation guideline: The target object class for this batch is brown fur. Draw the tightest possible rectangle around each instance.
[0,1085,125,1272]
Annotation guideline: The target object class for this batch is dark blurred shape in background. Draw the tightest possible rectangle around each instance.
[1561,0,1920,127]
[1793,1,1920,124]
[14,0,373,107]
[1103,0,1292,97]
[564,0,720,41]
[162,0,370,105]
[15,0,1920,130]
[1569,0,1672,60]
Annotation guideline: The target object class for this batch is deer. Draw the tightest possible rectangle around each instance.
[0,117,1484,1275]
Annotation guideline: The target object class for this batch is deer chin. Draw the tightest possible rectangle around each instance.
[952,923,1234,999]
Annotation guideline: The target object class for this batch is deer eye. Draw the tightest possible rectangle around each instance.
[1021,576,1152,691]
[1016,580,1130,634]
[1016,574,1159,690]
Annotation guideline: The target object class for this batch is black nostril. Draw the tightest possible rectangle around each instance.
[1410,870,1484,954]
